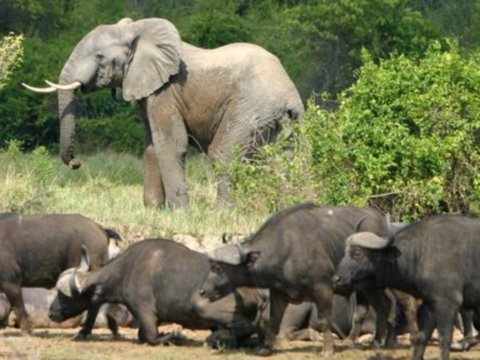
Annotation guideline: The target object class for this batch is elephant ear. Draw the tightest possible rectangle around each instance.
[123,18,182,101]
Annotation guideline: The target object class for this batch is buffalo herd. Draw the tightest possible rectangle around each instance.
[1,205,480,360]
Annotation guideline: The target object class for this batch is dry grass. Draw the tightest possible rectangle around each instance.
[1,327,480,360]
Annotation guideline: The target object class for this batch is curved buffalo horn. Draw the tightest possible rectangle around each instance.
[385,213,395,246]
[347,231,390,249]
[221,233,228,244]
[210,244,244,265]
[21,82,57,93]
[355,216,368,232]
[45,80,82,90]
[55,269,82,297]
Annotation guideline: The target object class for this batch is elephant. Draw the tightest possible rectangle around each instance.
[23,17,304,208]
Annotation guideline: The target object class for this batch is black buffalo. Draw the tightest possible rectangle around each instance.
[333,214,480,360]
[49,238,264,346]
[199,203,400,355]
[0,213,120,338]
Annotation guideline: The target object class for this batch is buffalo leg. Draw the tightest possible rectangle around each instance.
[312,284,335,356]
[137,318,159,345]
[435,302,458,360]
[106,313,120,338]
[362,289,395,347]
[412,303,436,360]
[393,290,419,344]
[2,282,31,333]
[75,304,101,339]
[347,292,369,346]
[260,290,288,355]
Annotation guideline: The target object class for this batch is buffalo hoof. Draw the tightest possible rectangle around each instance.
[73,331,92,341]
[206,329,238,349]
[322,347,334,357]
[343,338,355,348]
[368,339,382,349]
[256,346,274,356]
[450,337,478,352]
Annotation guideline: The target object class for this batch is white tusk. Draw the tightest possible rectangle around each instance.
[21,82,57,93]
[44,80,82,90]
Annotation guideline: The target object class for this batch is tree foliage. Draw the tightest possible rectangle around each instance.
[0,33,23,89]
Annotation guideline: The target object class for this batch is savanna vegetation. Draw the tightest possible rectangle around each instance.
[2,0,480,237]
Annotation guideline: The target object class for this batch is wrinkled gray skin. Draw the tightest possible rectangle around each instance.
[199,203,397,356]
[333,215,480,360]
[0,288,133,329]
[49,239,264,347]
[0,213,121,338]
[50,17,304,208]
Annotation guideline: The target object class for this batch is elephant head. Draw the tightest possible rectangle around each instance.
[23,18,182,169]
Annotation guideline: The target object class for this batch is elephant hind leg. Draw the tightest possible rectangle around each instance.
[208,114,282,204]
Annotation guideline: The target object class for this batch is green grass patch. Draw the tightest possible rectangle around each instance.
[0,141,268,244]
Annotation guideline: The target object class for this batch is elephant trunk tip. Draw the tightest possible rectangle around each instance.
[62,154,81,169]
[68,158,82,170]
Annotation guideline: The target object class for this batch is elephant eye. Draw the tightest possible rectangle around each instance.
[95,53,105,61]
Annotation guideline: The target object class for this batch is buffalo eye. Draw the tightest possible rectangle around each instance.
[350,246,362,260]
[211,262,223,274]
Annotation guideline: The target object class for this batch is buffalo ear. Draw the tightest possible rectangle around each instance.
[79,245,92,272]
[382,246,401,261]
[122,18,182,101]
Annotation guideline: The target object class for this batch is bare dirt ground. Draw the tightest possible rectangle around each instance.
[1,326,480,360]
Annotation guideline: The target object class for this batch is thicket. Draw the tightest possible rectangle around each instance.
[223,43,480,218]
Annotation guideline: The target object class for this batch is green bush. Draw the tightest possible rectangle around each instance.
[223,42,480,218]
[0,33,24,88]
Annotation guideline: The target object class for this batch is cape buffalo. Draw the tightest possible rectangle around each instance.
[0,288,134,330]
[0,213,121,337]
[333,214,480,360]
[49,239,265,346]
[199,203,402,355]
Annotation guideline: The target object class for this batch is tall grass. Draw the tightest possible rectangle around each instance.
[0,141,269,246]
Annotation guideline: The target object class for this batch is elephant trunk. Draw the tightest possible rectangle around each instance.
[58,65,81,169]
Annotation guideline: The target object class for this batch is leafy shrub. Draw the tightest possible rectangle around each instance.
[0,33,24,88]
[223,42,480,219]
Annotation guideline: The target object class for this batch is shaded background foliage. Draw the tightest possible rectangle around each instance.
[2,0,480,218]
[3,0,480,150]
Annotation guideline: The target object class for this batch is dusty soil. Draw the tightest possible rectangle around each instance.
[1,326,480,360]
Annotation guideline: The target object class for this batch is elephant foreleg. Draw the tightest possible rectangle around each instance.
[148,108,189,208]
[143,144,165,207]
